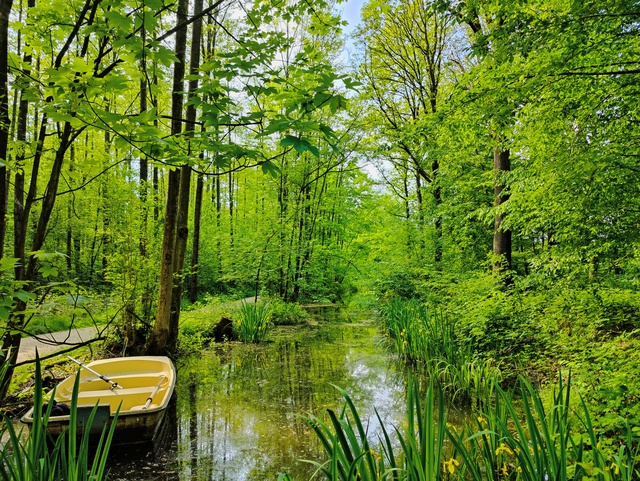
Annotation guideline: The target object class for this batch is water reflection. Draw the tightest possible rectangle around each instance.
[109,319,405,481]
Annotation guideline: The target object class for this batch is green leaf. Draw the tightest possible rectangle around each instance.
[14,290,35,303]
[0,257,18,271]
[262,119,294,136]
[319,124,338,140]
[40,265,58,278]
[105,10,131,31]
[261,160,281,178]
[280,135,320,157]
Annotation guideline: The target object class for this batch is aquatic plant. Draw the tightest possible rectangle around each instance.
[448,375,640,481]
[380,298,500,405]
[303,379,450,481]
[0,356,117,481]
[234,300,272,342]
[301,375,639,481]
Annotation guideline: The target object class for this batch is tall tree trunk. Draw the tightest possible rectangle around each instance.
[101,128,111,279]
[189,171,203,302]
[215,168,222,279]
[0,0,16,400]
[153,165,159,222]
[0,0,14,260]
[168,0,203,348]
[228,170,234,257]
[66,145,75,271]
[415,172,425,257]
[168,164,191,348]
[133,9,151,347]
[493,147,512,277]
[139,16,149,258]
[147,169,180,354]
[146,0,188,355]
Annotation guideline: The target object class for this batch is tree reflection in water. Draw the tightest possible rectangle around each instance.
[108,317,405,481]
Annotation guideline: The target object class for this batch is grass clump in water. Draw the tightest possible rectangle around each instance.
[380,298,501,406]
[302,378,449,481]
[449,375,640,481]
[234,300,272,342]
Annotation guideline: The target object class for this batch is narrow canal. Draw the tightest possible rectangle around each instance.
[108,312,406,481]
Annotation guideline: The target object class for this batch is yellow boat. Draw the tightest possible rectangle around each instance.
[21,356,176,445]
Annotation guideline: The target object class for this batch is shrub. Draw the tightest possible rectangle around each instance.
[267,297,308,326]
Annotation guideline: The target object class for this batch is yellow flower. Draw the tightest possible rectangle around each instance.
[443,458,459,474]
[496,443,514,456]
[500,463,509,476]
[369,448,381,462]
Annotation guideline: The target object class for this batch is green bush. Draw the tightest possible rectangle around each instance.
[179,295,232,338]
[267,297,308,325]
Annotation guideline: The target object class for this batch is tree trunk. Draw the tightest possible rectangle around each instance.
[215,168,222,279]
[146,169,181,354]
[415,171,425,257]
[493,147,512,276]
[228,170,234,258]
[189,171,203,302]
[167,0,202,347]
[139,22,149,258]
[432,157,442,266]
[0,0,14,260]
[146,0,188,355]
[168,164,191,349]
[101,129,111,279]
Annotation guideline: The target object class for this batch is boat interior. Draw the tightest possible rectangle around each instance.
[53,361,174,413]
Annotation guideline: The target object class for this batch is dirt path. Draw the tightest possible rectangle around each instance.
[17,327,101,363]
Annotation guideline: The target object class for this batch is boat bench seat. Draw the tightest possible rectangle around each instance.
[76,386,158,398]
[69,386,165,412]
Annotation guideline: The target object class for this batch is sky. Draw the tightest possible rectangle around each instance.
[337,0,366,63]
[339,0,366,34]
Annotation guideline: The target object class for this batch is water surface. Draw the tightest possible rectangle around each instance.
[109,316,405,481]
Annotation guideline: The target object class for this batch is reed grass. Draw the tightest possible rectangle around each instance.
[234,300,272,342]
[302,379,451,481]
[447,375,640,481]
[0,356,117,481]
[380,298,501,406]
[300,375,639,481]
